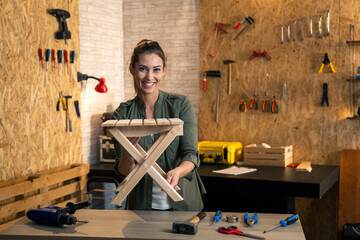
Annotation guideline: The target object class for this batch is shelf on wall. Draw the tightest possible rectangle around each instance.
[346,79,360,82]
[347,116,360,120]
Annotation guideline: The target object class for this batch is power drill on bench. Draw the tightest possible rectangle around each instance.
[27,201,90,226]
[48,9,71,43]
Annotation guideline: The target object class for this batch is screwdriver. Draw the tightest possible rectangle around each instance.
[64,50,69,75]
[70,50,75,82]
[211,210,223,225]
[58,50,63,76]
[38,48,44,70]
[52,49,57,72]
[45,49,50,71]
[263,214,299,234]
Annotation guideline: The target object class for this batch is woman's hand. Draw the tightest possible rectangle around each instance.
[166,161,195,189]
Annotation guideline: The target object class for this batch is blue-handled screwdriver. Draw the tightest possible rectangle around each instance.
[58,50,63,76]
[263,214,299,233]
[45,49,50,71]
[211,210,223,225]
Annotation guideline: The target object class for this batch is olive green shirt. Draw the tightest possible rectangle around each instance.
[112,90,206,211]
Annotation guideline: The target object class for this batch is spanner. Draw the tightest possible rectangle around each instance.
[300,19,304,40]
[309,16,313,38]
[318,14,323,39]
[287,24,291,42]
[324,10,330,37]
[293,21,296,41]
[280,25,284,44]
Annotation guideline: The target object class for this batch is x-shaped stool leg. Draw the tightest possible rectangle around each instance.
[103,119,184,206]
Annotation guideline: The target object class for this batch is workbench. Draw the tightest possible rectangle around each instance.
[0,210,306,239]
[88,163,339,213]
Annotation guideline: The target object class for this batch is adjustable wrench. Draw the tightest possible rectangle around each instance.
[318,15,323,39]
[324,10,330,37]
[300,19,304,40]
[280,25,284,44]
[293,21,296,41]
[287,24,291,42]
[309,16,313,38]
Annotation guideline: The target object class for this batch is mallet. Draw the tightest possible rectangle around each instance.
[172,211,206,235]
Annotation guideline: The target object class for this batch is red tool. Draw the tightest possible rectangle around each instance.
[271,96,279,113]
[64,50,69,75]
[248,50,272,61]
[208,22,230,57]
[51,49,57,72]
[38,48,44,69]
[218,226,265,240]
[234,18,246,30]
[250,91,258,110]
[233,16,254,40]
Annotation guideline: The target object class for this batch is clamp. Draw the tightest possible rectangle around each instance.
[208,22,230,57]
[249,50,272,61]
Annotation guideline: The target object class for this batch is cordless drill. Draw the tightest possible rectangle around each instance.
[48,9,71,43]
[27,201,90,226]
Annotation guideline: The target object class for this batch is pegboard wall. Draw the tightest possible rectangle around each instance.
[199,0,360,165]
[199,0,360,239]
[0,0,82,181]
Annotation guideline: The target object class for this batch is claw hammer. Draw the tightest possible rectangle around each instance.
[224,60,235,95]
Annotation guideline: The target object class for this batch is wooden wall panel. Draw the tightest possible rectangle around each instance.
[0,0,82,181]
[199,0,359,239]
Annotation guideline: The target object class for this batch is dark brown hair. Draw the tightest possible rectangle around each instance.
[130,39,167,68]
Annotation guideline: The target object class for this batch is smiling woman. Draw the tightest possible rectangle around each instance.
[111,39,206,211]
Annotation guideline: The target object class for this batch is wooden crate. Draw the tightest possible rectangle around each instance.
[244,144,293,167]
[0,163,89,231]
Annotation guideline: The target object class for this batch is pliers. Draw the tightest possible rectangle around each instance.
[239,94,248,112]
[271,96,279,113]
[56,91,67,111]
[249,91,258,110]
[318,53,336,73]
[262,91,270,112]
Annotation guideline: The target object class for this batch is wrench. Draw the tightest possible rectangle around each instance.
[287,24,291,42]
[324,10,330,37]
[293,21,296,41]
[309,16,313,38]
[318,15,323,39]
[300,19,304,40]
[280,25,284,44]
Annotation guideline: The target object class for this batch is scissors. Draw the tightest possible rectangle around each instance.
[218,226,265,240]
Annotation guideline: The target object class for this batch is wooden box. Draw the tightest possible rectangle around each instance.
[244,144,293,167]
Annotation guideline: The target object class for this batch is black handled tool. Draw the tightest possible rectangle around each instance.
[48,9,71,43]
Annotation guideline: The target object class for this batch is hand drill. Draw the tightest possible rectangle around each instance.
[27,201,90,226]
[48,9,71,43]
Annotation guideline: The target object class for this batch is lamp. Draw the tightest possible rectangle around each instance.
[77,72,108,93]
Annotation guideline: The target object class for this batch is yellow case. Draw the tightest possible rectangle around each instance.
[198,141,243,164]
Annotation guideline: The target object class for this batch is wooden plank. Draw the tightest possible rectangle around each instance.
[244,152,293,160]
[116,119,131,126]
[156,118,170,125]
[168,118,184,125]
[296,161,312,172]
[130,119,143,126]
[244,158,293,167]
[143,119,157,126]
[101,120,118,128]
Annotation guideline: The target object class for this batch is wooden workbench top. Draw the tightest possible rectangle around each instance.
[0,210,306,239]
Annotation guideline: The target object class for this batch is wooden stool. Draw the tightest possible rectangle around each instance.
[102,118,184,205]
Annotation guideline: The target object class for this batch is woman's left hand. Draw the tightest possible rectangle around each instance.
[165,161,195,189]
[166,169,180,189]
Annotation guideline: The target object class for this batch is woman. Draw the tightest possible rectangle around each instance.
[112,39,206,211]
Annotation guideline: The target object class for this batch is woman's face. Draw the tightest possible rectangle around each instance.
[131,53,166,96]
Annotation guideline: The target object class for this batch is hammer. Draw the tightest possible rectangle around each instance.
[172,211,206,235]
[64,96,72,132]
[224,60,235,95]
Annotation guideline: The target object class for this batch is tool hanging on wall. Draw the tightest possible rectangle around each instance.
[58,50,63,76]
[56,91,67,111]
[38,48,44,70]
[271,96,279,113]
[45,49,50,71]
[203,71,221,122]
[52,49,57,72]
[349,24,355,117]
[74,100,81,117]
[300,19,304,40]
[283,82,287,101]
[208,22,230,57]
[223,60,235,95]
[318,14,323,39]
[321,83,329,107]
[318,53,335,73]
[324,10,330,37]
[233,16,254,40]
[48,9,71,44]
[293,21,296,41]
[64,50,69,75]
[250,91,258,110]
[239,94,248,113]
[262,91,270,112]
[70,50,75,82]
[248,50,272,61]
[287,24,291,42]
[65,95,72,132]
[280,25,284,44]
[309,16,313,38]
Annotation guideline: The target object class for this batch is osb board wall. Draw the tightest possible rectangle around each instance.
[199,0,359,239]
[0,0,82,181]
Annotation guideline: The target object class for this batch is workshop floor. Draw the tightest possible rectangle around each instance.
[88,182,125,210]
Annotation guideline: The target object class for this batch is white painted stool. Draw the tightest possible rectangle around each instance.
[102,118,184,205]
